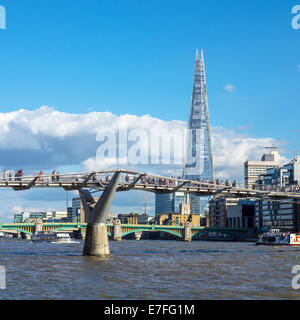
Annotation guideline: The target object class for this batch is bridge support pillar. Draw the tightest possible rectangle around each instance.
[80,172,121,257]
[184,222,192,242]
[80,228,86,240]
[34,219,43,234]
[25,234,31,240]
[83,224,109,256]
[113,219,122,241]
[135,232,142,240]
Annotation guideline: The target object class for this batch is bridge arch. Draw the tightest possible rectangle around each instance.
[0,228,33,236]
[52,227,79,233]
[121,228,183,239]
[192,229,247,241]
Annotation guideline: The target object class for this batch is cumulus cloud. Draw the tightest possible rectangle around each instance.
[0,106,289,221]
[224,84,235,94]
[211,127,287,179]
[0,106,287,181]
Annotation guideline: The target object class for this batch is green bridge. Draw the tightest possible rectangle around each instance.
[0,222,249,241]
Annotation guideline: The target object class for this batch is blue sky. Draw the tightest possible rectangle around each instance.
[0,0,299,221]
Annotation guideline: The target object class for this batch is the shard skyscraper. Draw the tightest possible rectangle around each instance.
[183,49,214,214]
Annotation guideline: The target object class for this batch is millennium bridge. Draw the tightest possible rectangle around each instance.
[1,169,299,256]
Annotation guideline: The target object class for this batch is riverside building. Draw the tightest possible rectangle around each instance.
[255,155,300,233]
[244,149,279,189]
[209,197,239,228]
[14,210,71,223]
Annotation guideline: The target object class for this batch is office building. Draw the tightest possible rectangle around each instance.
[255,199,300,233]
[14,210,71,223]
[209,197,239,227]
[227,199,256,229]
[254,155,300,232]
[183,49,214,214]
[117,212,150,225]
[256,155,300,189]
[155,49,214,216]
[244,149,279,188]
[71,197,82,223]
[155,192,187,215]
[158,213,201,227]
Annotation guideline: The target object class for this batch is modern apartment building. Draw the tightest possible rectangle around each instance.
[209,197,239,228]
[255,199,300,233]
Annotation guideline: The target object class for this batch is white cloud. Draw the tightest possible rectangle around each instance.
[224,84,235,94]
[12,206,23,214]
[0,106,287,181]
[211,127,287,179]
[0,106,289,221]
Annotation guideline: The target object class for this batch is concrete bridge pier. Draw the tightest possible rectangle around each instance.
[25,234,31,240]
[80,228,86,240]
[135,232,142,240]
[184,222,192,242]
[113,219,122,241]
[34,219,43,234]
[80,171,121,257]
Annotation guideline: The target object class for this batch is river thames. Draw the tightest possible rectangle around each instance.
[0,239,299,300]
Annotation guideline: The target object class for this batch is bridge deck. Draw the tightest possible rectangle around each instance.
[0,169,299,199]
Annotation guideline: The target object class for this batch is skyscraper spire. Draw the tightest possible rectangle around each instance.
[184,49,214,214]
[196,48,200,60]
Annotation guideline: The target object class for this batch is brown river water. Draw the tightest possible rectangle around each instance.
[0,238,299,300]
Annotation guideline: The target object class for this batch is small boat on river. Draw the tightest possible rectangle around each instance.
[256,232,300,246]
[31,232,78,243]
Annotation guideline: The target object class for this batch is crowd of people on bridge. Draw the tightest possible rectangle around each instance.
[2,169,24,181]
[1,169,61,183]
[0,170,240,190]
[1,169,299,194]
[117,174,238,189]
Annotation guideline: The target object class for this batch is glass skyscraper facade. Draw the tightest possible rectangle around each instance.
[155,192,187,215]
[155,49,214,216]
[183,49,214,214]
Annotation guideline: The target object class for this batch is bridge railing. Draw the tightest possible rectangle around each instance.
[0,169,299,195]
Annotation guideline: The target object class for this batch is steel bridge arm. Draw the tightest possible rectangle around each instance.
[79,172,95,188]
[117,174,146,191]
[158,181,189,194]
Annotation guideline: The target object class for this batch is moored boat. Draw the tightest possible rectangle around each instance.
[256,232,300,246]
[31,232,77,243]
